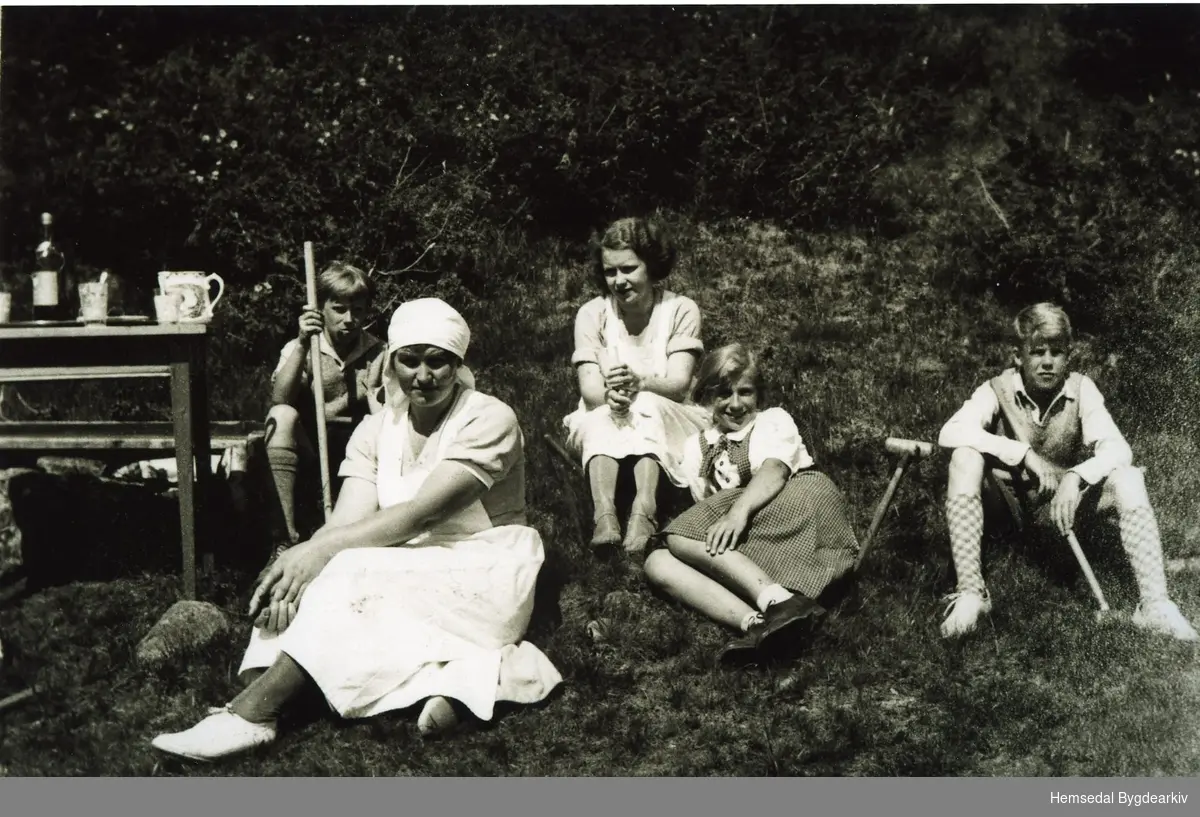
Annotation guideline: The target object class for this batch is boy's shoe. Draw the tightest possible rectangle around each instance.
[151,706,277,761]
[1131,599,1200,642]
[940,590,992,638]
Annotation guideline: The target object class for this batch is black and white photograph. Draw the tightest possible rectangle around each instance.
[1,2,1199,789]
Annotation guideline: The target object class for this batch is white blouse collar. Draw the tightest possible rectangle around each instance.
[701,413,760,445]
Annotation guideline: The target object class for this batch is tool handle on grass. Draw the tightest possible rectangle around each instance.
[0,687,35,714]
[1065,530,1110,612]
[543,433,577,471]
[856,453,913,571]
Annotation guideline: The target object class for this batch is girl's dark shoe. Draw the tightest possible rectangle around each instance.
[716,623,767,666]
[758,595,825,651]
[717,595,827,666]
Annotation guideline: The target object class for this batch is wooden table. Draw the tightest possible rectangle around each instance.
[0,321,212,599]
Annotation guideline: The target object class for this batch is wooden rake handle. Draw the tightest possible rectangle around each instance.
[855,452,914,572]
[1065,530,1111,613]
[304,242,334,521]
[543,433,576,471]
[0,687,35,714]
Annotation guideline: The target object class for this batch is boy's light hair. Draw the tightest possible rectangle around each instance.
[693,342,765,406]
[1013,302,1073,347]
[317,261,374,307]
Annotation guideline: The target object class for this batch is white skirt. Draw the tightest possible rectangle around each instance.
[238,525,562,722]
[563,392,709,487]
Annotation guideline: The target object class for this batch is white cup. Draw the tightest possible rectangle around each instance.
[0,292,11,324]
[154,292,182,324]
[78,281,109,324]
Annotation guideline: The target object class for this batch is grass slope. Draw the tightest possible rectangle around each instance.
[2,221,1199,777]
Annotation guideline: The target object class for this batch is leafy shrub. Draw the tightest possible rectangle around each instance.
[2,6,1199,426]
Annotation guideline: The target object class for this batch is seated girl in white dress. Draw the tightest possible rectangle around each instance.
[151,298,562,761]
[562,217,710,553]
[644,343,860,665]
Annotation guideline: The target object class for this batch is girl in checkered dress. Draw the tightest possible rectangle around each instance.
[644,344,860,664]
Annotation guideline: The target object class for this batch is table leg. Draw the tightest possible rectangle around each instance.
[190,340,214,576]
[171,357,197,601]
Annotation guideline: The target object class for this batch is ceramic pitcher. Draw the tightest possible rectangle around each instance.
[157,271,225,323]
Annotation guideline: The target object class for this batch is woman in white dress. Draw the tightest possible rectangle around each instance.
[151,298,562,761]
[562,217,710,553]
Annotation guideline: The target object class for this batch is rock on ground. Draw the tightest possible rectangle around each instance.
[136,600,232,668]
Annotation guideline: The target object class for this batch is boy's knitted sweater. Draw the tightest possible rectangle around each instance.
[939,367,1133,485]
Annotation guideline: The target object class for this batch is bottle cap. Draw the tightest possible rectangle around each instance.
[41,212,52,226]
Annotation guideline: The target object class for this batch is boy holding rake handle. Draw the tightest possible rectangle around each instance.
[937,302,1198,641]
[265,262,386,546]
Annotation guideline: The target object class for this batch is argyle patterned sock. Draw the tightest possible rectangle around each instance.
[1119,506,1169,604]
[946,494,986,595]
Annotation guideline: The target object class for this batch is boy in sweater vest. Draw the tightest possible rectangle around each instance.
[937,303,1197,641]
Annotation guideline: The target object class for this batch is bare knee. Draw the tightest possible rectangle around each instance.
[633,456,661,476]
[643,549,678,589]
[265,404,301,447]
[948,447,985,494]
[1106,465,1150,510]
[665,534,712,570]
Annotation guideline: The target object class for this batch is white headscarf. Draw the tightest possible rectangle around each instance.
[381,298,475,408]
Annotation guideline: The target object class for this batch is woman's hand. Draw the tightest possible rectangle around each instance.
[253,598,300,636]
[297,307,324,348]
[605,387,633,416]
[705,508,749,556]
[604,363,642,396]
[248,539,336,621]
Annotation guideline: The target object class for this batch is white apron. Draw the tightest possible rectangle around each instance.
[563,294,709,486]
[239,389,562,721]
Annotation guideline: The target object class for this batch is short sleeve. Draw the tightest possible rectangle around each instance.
[570,299,606,367]
[748,408,814,475]
[443,396,524,488]
[665,295,704,356]
[271,338,311,386]
[338,412,386,483]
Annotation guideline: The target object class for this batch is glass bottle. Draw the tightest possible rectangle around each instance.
[32,212,66,321]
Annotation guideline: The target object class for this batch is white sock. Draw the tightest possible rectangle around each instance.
[740,611,765,632]
[755,584,793,613]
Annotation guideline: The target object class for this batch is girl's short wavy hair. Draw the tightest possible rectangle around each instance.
[317,261,375,307]
[693,343,765,406]
[588,217,678,294]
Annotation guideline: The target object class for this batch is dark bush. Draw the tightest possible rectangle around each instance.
[2,6,1198,427]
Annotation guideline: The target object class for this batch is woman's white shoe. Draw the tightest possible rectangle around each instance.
[417,696,460,738]
[151,706,277,761]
